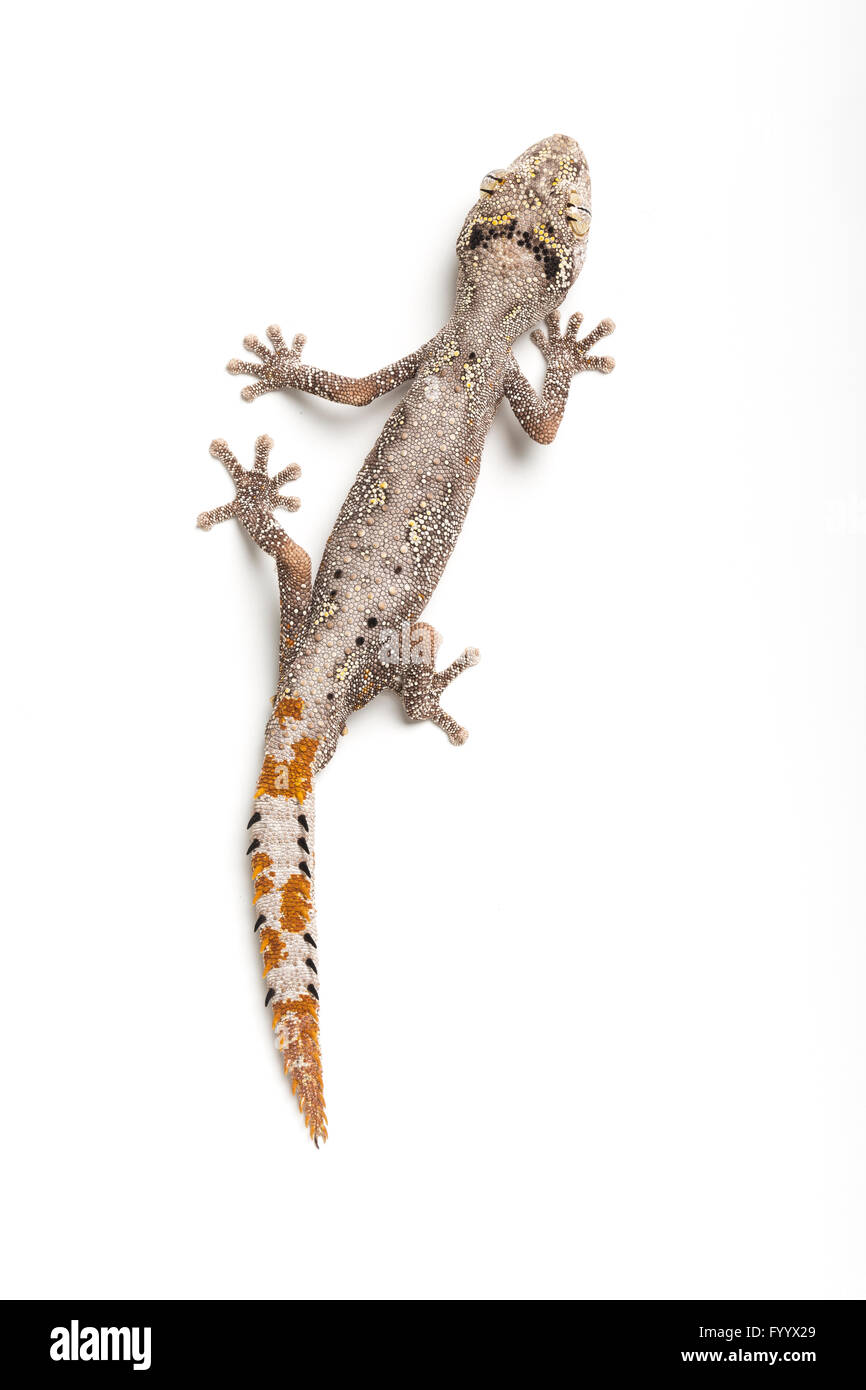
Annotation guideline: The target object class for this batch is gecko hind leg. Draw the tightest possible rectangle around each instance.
[398,623,480,746]
[197,434,312,661]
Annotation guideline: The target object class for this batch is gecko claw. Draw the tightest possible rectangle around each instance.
[197,502,236,531]
[531,311,616,376]
[197,434,302,554]
[227,322,307,401]
[439,714,469,746]
[243,334,270,359]
[398,630,479,745]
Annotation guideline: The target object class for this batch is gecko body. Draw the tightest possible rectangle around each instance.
[198,134,615,1143]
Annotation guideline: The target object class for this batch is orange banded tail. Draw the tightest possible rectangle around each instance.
[248,756,326,1144]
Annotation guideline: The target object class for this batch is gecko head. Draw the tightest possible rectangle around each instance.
[456,134,592,317]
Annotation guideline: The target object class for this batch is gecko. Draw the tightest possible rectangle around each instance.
[197,133,615,1144]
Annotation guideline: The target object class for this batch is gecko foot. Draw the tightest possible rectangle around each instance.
[197,434,301,556]
[399,623,480,746]
[530,309,615,376]
[227,324,307,402]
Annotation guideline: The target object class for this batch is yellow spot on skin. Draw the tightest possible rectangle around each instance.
[279,873,313,933]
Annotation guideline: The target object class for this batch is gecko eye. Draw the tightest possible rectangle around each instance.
[565,190,591,238]
[479,169,507,195]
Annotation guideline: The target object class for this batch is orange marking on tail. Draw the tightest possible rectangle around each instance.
[259,927,287,973]
[250,851,272,879]
[255,737,318,805]
[286,737,317,802]
[271,996,327,1144]
[279,873,312,932]
[274,696,304,726]
[255,753,288,798]
[252,874,274,905]
[272,995,318,1029]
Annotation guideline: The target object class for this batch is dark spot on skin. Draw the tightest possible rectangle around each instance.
[394,565,402,574]
[334,568,342,577]
[327,692,334,700]
[356,636,364,645]
[265,988,275,1006]
[367,616,378,627]
[247,813,261,829]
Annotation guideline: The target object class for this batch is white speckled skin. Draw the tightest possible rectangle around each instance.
[199,133,616,1142]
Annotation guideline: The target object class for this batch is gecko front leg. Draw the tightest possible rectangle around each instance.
[393,622,480,746]
[227,323,430,407]
[504,311,615,444]
[197,434,311,664]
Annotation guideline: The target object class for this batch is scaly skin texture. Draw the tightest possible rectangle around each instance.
[198,134,615,1144]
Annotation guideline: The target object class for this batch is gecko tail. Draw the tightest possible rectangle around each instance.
[249,732,325,1145]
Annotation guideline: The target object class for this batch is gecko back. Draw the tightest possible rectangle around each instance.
[197,135,615,1142]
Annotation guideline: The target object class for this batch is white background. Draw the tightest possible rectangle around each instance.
[2,0,864,1299]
